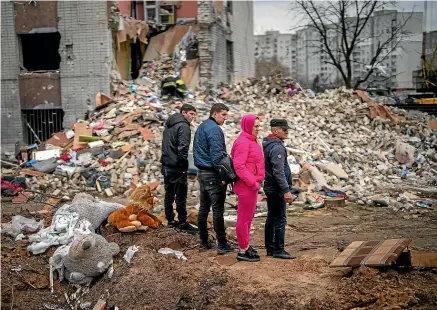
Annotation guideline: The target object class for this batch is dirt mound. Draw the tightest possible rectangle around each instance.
[2,207,437,310]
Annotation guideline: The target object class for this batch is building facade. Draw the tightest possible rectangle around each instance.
[1,0,255,151]
[1,1,113,151]
[118,0,255,86]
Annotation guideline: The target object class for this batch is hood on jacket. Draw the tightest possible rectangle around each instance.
[166,113,188,128]
[262,136,283,149]
[240,114,257,135]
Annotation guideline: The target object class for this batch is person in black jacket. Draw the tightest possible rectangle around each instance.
[161,104,197,232]
[263,119,296,259]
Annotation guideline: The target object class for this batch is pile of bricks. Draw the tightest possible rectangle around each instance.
[2,62,437,212]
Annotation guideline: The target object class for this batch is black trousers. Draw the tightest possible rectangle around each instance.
[163,166,188,223]
[197,170,227,246]
[264,192,287,254]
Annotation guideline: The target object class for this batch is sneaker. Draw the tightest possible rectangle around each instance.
[273,250,296,259]
[178,222,198,234]
[217,243,235,255]
[237,249,260,262]
[248,245,258,253]
[266,248,273,257]
[248,246,260,259]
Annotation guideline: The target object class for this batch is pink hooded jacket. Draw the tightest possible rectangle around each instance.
[231,115,265,193]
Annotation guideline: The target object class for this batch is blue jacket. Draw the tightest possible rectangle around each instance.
[193,118,227,170]
[263,136,292,195]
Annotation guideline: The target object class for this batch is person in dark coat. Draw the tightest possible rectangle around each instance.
[193,103,234,254]
[263,119,296,259]
[161,104,197,232]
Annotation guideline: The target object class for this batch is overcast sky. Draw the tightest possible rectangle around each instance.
[253,1,435,35]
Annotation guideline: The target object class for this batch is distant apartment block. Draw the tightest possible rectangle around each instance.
[254,31,297,77]
[289,9,424,89]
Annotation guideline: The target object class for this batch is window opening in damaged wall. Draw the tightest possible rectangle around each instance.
[20,32,61,71]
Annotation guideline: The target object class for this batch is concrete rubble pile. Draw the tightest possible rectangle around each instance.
[220,79,437,212]
[1,62,436,213]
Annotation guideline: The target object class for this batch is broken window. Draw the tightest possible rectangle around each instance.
[20,32,61,71]
[226,0,233,14]
[22,109,64,144]
[226,40,234,83]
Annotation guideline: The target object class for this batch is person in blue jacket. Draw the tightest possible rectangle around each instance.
[193,103,234,254]
[263,119,296,259]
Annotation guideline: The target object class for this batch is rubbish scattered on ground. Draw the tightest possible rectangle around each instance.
[158,247,187,260]
[92,298,106,310]
[123,245,139,263]
[2,215,44,238]
[28,193,124,254]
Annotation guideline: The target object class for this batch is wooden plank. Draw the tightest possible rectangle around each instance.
[363,239,411,267]
[330,239,411,268]
[330,241,378,267]
[20,169,46,177]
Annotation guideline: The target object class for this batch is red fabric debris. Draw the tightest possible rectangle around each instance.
[98,159,109,167]
[1,177,23,196]
[59,153,72,162]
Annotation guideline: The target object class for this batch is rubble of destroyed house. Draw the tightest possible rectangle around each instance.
[2,52,437,214]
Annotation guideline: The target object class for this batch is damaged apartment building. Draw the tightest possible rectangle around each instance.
[1,0,255,151]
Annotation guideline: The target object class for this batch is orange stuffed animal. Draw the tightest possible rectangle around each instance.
[108,184,162,232]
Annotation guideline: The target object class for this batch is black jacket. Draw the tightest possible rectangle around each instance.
[262,136,292,195]
[160,113,191,171]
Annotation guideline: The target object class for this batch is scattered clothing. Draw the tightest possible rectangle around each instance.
[1,176,25,196]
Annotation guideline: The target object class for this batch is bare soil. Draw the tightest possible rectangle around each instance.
[2,205,437,310]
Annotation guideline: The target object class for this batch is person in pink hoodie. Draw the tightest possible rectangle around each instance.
[231,114,265,262]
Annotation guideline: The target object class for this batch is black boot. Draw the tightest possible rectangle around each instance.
[199,234,211,251]
[178,222,198,234]
[273,250,296,259]
[266,247,273,256]
[217,243,235,255]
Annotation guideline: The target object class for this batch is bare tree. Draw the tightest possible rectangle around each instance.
[292,1,417,89]
[255,56,290,78]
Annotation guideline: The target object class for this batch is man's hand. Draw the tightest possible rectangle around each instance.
[284,192,294,204]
